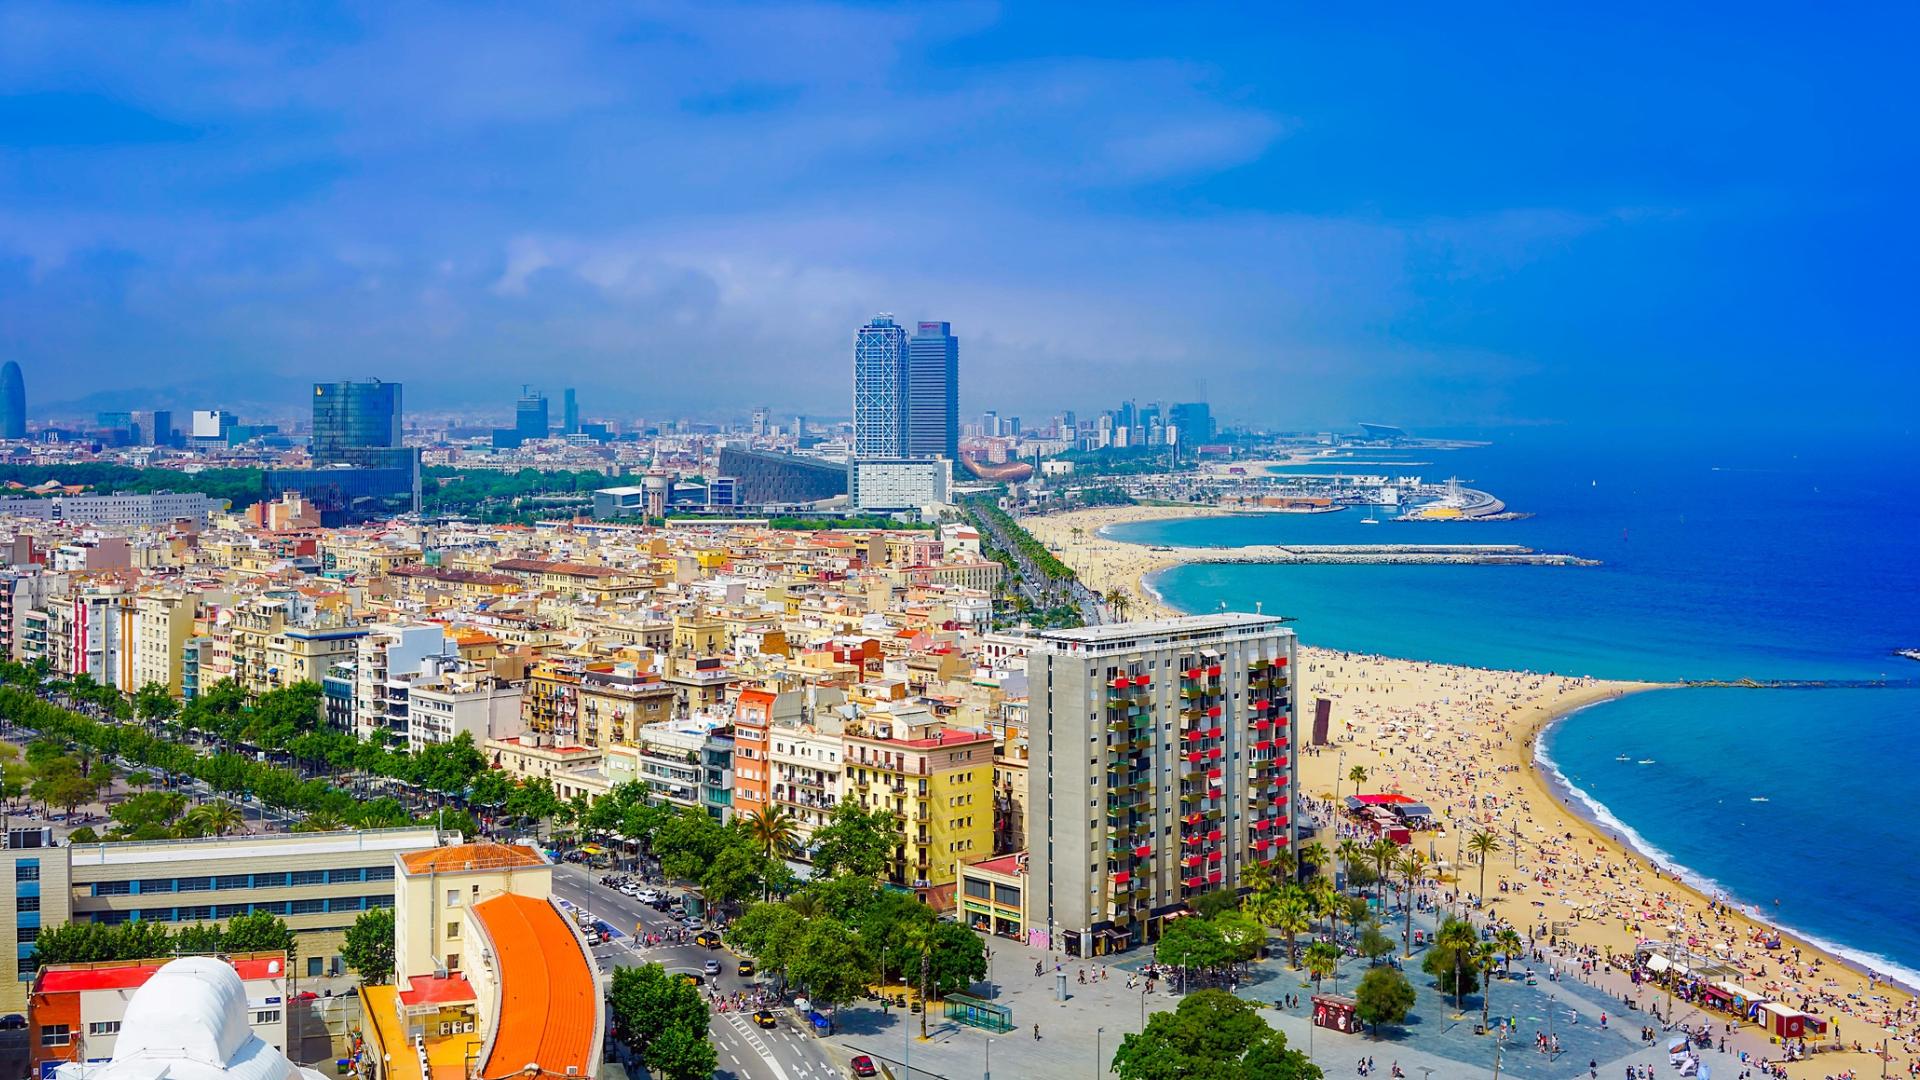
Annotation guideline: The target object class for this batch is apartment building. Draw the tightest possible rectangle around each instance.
[576,665,676,749]
[841,705,994,900]
[1025,613,1297,957]
[766,717,843,854]
[130,592,193,695]
[0,569,65,662]
[405,668,523,754]
[355,624,452,741]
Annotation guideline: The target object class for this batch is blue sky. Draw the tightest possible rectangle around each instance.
[0,2,1913,431]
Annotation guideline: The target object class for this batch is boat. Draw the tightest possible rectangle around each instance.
[1614,754,1631,762]
[1896,648,1920,663]
[1361,510,1381,525]
[1750,797,1770,803]
[1636,759,1656,765]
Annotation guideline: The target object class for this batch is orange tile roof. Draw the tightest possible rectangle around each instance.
[400,842,545,875]
[472,894,597,1080]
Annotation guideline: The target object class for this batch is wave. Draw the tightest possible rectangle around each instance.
[1536,709,1920,994]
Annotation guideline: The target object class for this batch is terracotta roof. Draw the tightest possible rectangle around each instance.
[472,894,597,1080]
[400,842,545,875]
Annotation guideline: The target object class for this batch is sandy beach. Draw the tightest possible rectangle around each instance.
[1028,504,1917,1078]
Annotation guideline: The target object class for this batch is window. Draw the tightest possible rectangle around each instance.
[307,957,323,978]
[446,890,459,907]
[16,927,37,943]
[138,879,174,894]
[92,880,131,897]
[364,894,394,910]
[179,905,213,921]
[446,921,460,939]
[327,868,362,884]
[252,1010,281,1025]
[217,904,249,918]
[17,895,37,913]
[140,908,177,922]
[445,953,460,971]
[254,872,291,888]
[291,899,326,915]
[40,1025,70,1047]
[216,875,251,890]
[327,897,363,913]
[87,1021,121,1037]
[14,861,39,882]
[290,871,327,887]
[364,866,394,882]
[176,876,212,892]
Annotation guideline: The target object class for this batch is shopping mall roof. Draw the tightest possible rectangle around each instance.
[400,842,545,875]
[471,894,599,1080]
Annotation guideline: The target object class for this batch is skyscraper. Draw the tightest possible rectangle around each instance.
[147,410,173,447]
[0,362,24,440]
[516,388,550,443]
[1027,614,1298,950]
[906,321,959,459]
[853,314,908,458]
[562,388,579,435]
[311,380,402,464]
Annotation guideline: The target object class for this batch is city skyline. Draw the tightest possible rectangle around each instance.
[2,5,1913,431]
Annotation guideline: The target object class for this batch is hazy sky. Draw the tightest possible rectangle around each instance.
[0,3,1914,430]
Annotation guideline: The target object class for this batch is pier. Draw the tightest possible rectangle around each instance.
[1148,542,1598,567]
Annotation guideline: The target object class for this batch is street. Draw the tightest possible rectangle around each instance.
[548,864,845,1080]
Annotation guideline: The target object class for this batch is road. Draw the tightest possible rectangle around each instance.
[548,864,845,1080]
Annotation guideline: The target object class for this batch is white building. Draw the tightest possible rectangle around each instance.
[0,491,220,527]
[354,624,453,741]
[850,457,952,512]
[767,718,843,854]
[405,669,523,753]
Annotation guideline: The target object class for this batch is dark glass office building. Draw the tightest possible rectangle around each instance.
[906,321,959,459]
[0,362,25,440]
[312,380,402,464]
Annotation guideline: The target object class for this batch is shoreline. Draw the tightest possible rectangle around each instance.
[1027,503,1917,1075]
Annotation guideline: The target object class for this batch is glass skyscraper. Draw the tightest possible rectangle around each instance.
[311,379,401,464]
[0,361,25,440]
[906,321,959,459]
[516,390,550,442]
[853,314,908,458]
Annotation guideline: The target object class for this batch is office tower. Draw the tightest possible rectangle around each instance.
[562,388,579,435]
[147,409,173,447]
[516,387,550,443]
[749,406,769,437]
[982,410,999,438]
[1027,614,1298,953]
[0,362,23,440]
[311,379,402,464]
[853,314,908,458]
[906,321,959,459]
[1169,402,1214,447]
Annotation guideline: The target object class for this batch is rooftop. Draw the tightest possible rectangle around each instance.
[400,842,545,875]
[471,894,598,1080]
[1033,612,1292,653]
[38,954,288,994]
[67,825,443,868]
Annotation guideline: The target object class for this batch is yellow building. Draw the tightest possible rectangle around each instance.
[131,592,193,696]
[576,666,677,748]
[265,623,367,690]
[841,705,995,902]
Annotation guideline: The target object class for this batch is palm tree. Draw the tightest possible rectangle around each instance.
[746,804,799,860]
[1368,838,1398,911]
[1494,928,1525,975]
[187,800,246,837]
[1305,941,1340,993]
[294,809,347,833]
[1436,918,1480,1013]
[1395,849,1428,958]
[1346,764,1368,797]
[1272,894,1312,970]
[1297,840,1329,881]
[1105,588,1132,621]
[1336,837,1368,892]
[1306,875,1339,940]
[1468,830,1502,902]
[1475,941,1501,1034]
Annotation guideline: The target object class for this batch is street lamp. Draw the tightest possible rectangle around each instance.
[1095,1026,1105,1077]
[984,1037,992,1080]
[902,974,912,1076]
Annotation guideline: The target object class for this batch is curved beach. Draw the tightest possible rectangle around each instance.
[1024,505,1919,1077]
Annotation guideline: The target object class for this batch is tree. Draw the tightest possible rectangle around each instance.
[1368,838,1398,911]
[295,809,348,833]
[467,769,515,814]
[1212,910,1266,970]
[654,808,730,885]
[726,902,807,979]
[1475,941,1501,1035]
[644,1024,717,1080]
[1305,941,1340,993]
[808,801,895,881]
[744,804,800,862]
[1154,915,1229,988]
[1111,989,1319,1080]
[1353,966,1416,1037]
[342,908,396,984]
[1467,830,1502,901]
[1359,923,1395,967]
[701,842,778,914]
[186,800,247,838]
[1394,849,1427,957]
[503,777,564,837]
[133,682,176,734]
[222,911,296,960]
[1345,765,1368,800]
[1494,928,1525,974]
[1423,917,1481,1011]
[1191,888,1238,919]
[108,791,189,840]
[608,963,709,1052]
[1297,840,1329,880]
[1268,893,1311,969]
[785,919,875,1010]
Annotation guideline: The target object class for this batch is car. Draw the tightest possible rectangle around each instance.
[635,889,660,903]
[293,991,319,1002]
[702,959,720,976]
[680,916,703,930]
[849,1055,877,1078]
[736,960,755,977]
[0,1014,27,1030]
[677,973,702,987]
[694,931,722,949]
[752,1009,776,1029]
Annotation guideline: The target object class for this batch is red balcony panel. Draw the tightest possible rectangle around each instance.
[1207,869,1224,884]
[1133,843,1153,858]
[1113,870,1130,885]
[1207,665,1222,677]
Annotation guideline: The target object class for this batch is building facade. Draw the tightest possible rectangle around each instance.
[853,314,909,459]
[1026,613,1297,955]
[905,321,959,459]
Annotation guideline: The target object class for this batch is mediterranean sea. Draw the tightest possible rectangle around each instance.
[1106,427,1920,985]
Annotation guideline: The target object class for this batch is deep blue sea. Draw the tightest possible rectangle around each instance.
[1106,428,1920,985]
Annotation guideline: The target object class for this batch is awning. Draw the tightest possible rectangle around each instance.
[1645,954,1671,973]
[580,844,606,855]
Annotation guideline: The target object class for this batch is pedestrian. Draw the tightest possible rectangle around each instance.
[1033,1023,1041,1041]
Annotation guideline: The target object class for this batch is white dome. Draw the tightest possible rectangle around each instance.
[71,957,322,1080]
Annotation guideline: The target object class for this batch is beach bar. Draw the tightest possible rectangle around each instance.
[1757,1002,1827,1040]
[1312,994,1360,1034]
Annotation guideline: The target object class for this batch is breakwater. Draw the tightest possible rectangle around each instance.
[1153,542,1598,566]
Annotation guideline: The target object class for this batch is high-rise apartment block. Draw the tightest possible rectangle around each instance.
[1026,613,1297,954]
[853,315,909,458]
[906,321,959,459]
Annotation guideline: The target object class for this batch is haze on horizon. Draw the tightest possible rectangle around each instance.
[0,3,1913,433]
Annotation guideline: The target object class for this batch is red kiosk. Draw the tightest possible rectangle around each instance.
[1312,994,1360,1034]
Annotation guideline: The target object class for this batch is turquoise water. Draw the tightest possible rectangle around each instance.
[1108,429,1920,984]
